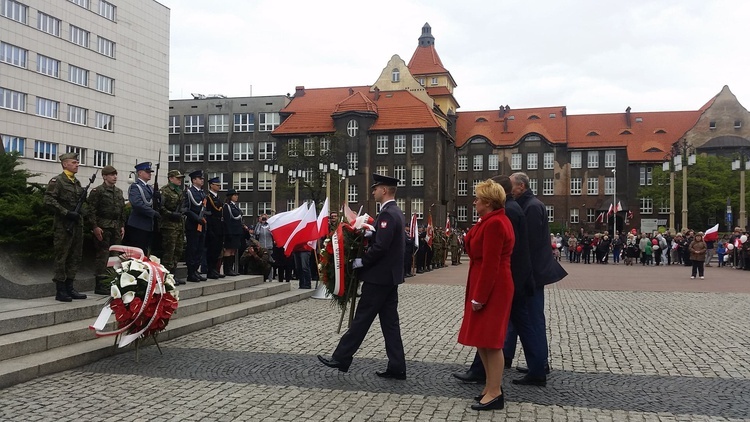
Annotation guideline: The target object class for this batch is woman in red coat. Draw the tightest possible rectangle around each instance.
[458,179,515,411]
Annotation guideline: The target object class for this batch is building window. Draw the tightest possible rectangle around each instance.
[546,205,554,223]
[418,77,425,86]
[69,0,89,8]
[376,135,388,154]
[0,87,25,112]
[391,68,400,82]
[347,119,358,137]
[412,165,424,186]
[640,197,653,214]
[488,154,499,171]
[207,172,228,190]
[69,65,88,87]
[97,36,115,58]
[604,176,615,195]
[1,42,27,68]
[239,202,253,216]
[458,155,468,171]
[287,138,299,157]
[2,135,24,155]
[709,121,716,130]
[258,141,275,160]
[544,152,554,169]
[587,177,599,195]
[208,143,228,161]
[511,153,522,170]
[257,172,272,191]
[412,198,423,219]
[587,208,596,223]
[639,166,653,186]
[394,165,405,187]
[256,202,272,216]
[735,120,742,129]
[93,150,112,168]
[168,143,179,162]
[208,114,229,133]
[529,179,538,195]
[320,137,330,155]
[457,205,467,222]
[36,55,59,77]
[284,200,295,212]
[347,152,358,170]
[66,146,86,165]
[95,74,114,94]
[36,97,58,119]
[168,115,180,134]
[658,200,670,214]
[69,25,89,48]
[233,113,254,132]
[396,199,405,211]
[527,153,538,170]
[303,138,315,156]
[1,0,27,24]
[458,179,467,196]
[472,207,479,222]
[95,112,113,131]
[375,165,388,176]
[412,134,424,154]
[184,144,204,162]
[473,155,483,171]
[394,135,406,154]
[472,179,481,196]
[233,172,254,191]
[68,105,87,125]
[233,142,254,161]
[570,208,579,224]
[570,177,582,195]
[604,150,616,168]
[258,112,279,131]
[571,151,582,168]
[98,0,116,20]
[34,140,57,161]
[587,151,599,168]
[543,178,554,195]
[347,184,358,203]
[431,77,438,86]
[185,115,204,133]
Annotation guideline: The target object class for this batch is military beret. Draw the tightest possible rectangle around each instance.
[167,169,185,178]
[101,165,117,175]
[135,162,154,172]
[59,152,79,161]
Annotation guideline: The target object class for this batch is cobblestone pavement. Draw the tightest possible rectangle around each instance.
[1,264,749,421]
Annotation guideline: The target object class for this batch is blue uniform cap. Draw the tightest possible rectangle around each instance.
[188,170,204,180]
[370,173,399,189]
[135,162,154,173]
[207,177,221,185]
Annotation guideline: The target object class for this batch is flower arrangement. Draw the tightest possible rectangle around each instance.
[90,246,179,348]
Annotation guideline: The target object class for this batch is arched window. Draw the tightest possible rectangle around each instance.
[391,68,400,82]
[347,119,358,137]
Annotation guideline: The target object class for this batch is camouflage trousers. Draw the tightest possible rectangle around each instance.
[160,222,184,271]
[93,227,122,278]
[53,219,83,282]
[451,246,460,264]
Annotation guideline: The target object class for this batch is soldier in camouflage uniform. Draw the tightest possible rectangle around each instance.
[449,229,460,265]
[432,229,445,269]
[159,170,186,285]
[240,237,271,277]
[44,152,88,302]
[87,165,126,295]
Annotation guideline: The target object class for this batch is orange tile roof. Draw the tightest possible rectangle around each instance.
[426,86,451,96]
[333,91,378,114]
[407,45,448,75]
[455,107,568,147]
[370,91,443,131]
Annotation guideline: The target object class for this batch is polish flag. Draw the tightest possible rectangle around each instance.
[595,212,604,223]
[316,198,330,238]
[627,210,634,220]
[607,204,614,216]
[343,203,357,224]
[445,215,451,236]
[616,201,622,212]
[704,224,719,242]
[283,202,319,256]
[426,213,434,247]
[267,204,308,248]
[409,213,419,248]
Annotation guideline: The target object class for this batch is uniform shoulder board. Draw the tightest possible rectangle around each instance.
[49,178,57,184]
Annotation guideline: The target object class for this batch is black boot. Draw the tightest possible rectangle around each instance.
[186,266,201,282]
[223,257,239,276]
[94,276,110,295]
[171,267,186,285]
[65,279,87,300]
[55,281,72,302]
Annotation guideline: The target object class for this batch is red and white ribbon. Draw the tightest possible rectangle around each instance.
[332,225,346,297]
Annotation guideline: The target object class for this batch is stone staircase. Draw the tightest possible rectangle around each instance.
[0,275,313,389]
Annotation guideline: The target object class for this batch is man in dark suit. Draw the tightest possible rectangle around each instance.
[125,162,160,254]
[318,174,407,379]
[183,170,207,283]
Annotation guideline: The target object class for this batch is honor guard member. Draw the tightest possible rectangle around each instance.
[205,177,225,279]
[125,162,160,254]
[318,173,407,380]
[44,152,88,302]
[222,189,243,277]
[183,170,207,282]
[87,165,126,294]
[159,170,186,285]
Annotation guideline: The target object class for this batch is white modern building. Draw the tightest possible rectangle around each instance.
[0,0,170,187]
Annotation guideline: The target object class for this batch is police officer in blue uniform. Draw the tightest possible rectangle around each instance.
[183,170,207,282]
[318,174,407,380]
[125,162,160,254]
[204,177,225,279]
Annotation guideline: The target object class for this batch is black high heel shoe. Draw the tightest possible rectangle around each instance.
[471,394,504,411]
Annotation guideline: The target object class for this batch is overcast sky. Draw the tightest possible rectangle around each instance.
[161,0,749,114]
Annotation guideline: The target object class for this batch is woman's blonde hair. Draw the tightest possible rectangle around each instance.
[475,179,506,210]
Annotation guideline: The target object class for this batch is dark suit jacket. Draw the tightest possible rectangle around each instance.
[359,200,405,285]
[505,197,533,298]
[127,179,158,232]
[515,189,568,288]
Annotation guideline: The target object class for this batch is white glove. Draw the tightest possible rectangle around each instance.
[364,230,374,238]
[352,258,364,269]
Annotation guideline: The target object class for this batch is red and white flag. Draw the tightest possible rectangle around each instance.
[343,203,357,225]
[283,202,319,256]
[267,204,308,248]
[595,212,605,223]
[445,215,451,236]
[409,213,418,248]
[607,204,614,216]
[627,210,634,220]
[316,198,330,238]
[426,213,434,247]
[704,223,719,242]
[616,201,622,212]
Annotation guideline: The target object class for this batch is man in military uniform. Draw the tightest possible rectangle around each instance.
[449,228,460,265]
[44,152,88,302]
[205,177,225,279]
[125,162,160,254]
[160,170,186,285]
[432,228,445,269]
[87,165,125,294]
[240,237,271,277]
[183,170,207,282]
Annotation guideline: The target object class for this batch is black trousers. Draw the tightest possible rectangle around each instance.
[333,282,406,372]
[125,225,153,255]
[185,229,205,272]
[205,228,223,272]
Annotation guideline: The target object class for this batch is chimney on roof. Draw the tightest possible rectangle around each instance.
[561,106,567,117]
[499,106,506,118]
[625,106,632,128]
[418,22,435,47]
[503,117,509,133]
[294,86,305,97]
[373,86,380,101]
[348,88,354,95]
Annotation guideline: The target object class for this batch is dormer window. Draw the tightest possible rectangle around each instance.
[347,119,358,137]
[391,68,400,83]
[475,117,488,122]
[709,121,716,130]
[620,130,632,135]
[528,115,540,120]
[654,129,667,134]
[418,77,425,86]
[586,131,599,136]
[431,77,438,86]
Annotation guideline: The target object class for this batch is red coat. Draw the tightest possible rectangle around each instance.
[457,208,515,349]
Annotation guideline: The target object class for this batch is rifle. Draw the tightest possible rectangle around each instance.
[152,150,162,232]
[66,171,98,233]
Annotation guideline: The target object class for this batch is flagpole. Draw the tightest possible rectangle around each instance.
[612,169,616,236]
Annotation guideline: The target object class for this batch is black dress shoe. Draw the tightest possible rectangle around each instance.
[473,394,484,402]
[471,394,504,411]
[317,355,350,372]
[452,371,486,383]
[516,365,551,374]
[375,369,406,380]
[511,375,546,387]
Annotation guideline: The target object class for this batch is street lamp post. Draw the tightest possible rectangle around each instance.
[663,139,695,232]
[263,163,284,215]
[288,169,304,208]
[732,154,750,230]
[611,168,616,234]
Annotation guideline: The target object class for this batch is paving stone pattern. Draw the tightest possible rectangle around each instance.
[1,279,749,421]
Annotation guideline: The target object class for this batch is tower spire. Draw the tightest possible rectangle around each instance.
[418,22,434,47]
